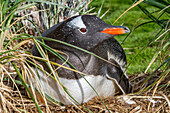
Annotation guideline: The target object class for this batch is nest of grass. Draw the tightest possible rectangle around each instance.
[0,70,169,113]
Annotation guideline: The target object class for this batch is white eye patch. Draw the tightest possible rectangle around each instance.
[67,16,86,29]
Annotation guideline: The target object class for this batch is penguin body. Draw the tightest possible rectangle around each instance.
[30,15,131,105]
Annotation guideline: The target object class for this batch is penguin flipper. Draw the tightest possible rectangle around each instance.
[106,59,132,94]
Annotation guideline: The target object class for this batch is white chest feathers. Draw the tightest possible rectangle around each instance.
[30,68,118,105]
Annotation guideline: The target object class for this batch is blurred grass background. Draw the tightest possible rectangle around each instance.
[90,0,169,74]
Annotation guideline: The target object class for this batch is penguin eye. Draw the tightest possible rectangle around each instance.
[79,28,87,33]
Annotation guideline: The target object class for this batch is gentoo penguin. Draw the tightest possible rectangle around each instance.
[29,15,132,105]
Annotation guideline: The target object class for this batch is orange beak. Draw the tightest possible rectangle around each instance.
[101,26,129,35]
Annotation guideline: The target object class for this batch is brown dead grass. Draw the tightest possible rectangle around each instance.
[0,70,169,113]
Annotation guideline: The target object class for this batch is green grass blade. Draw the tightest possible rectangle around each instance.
[36,40,111,112]
[145,40,169,73]
[126,28,163,69]
[11,61,43,113]
[32,40,92,110]
[144,0,170,13]
[134,57,169,94]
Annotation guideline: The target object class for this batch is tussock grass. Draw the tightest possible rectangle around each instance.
[0,0,169,112]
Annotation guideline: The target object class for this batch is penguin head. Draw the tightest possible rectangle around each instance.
[43,15,130,50]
